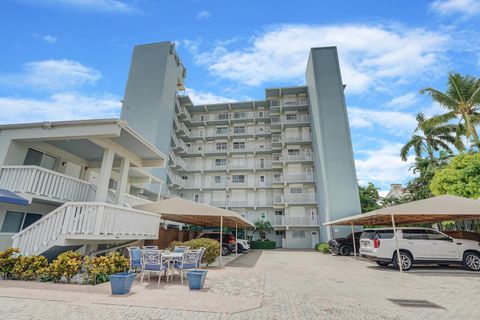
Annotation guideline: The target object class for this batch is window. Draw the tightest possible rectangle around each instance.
[108,178,118,190]
[425,230,451,241]
[216,127,228,135]
[215,159,227,166]
[286,114,297,120]
[288,149,300,156]
[232,175,245,183]
[292,231,306,238]
[233,112,245,119]
[233,142,245,150]
[276,231,285,235]
[194,194,199,202]
[234,126,246,134]
[1,211,42,233]
[214,176,222,183]
[24,148,57,170]
[289,187,303,194]
[402,229,428,240]
[216,143,227,150]
[260,176,265,182]
[275,210,284,216]
[218,113,229,120]
[181,176,188,180]
[361,230,394,240]
[260,212,266,220]
[258,111,264,118]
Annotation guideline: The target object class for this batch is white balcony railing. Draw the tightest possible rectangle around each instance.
[271,114,310,125]
[190,111,271,123]
[0,165,95,203]
[273,151,314,162]
[270,97,308,108]
[274,193,317,204]
[281,133,312,143]
[273,173,315,183]
[12,202,160,256]
[273,215,319,226]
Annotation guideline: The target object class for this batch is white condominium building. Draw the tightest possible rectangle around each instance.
[121,42,362,248]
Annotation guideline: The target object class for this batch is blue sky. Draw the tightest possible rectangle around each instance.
[1,0,480,193]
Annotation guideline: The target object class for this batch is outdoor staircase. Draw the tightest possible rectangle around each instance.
[12,202,161,257]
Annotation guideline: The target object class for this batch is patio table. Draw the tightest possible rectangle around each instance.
[163,252,184,282]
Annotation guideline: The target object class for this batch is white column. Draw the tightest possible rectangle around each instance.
[235,222,238,257]
[95,148,115,202]
[115,158,130,206]
[219,216,223,267]
[391,214,403,273]
[351,222,357,259]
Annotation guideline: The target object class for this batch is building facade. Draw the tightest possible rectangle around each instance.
[121,42,361,248]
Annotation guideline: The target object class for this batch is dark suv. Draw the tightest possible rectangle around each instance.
[196,232,236,256]
[328,232,362,256]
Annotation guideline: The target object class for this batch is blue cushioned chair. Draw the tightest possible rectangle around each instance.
[173,246,190,253]
[127,247,142,272]
[171,249,200,284]
[140,250,169,286]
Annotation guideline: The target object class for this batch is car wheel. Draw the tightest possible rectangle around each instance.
[393,251,412,271]
[463,252,480,271]
[340,245,352,256]
[376,261,390,267]
[237,244,244,254]
[221,246,230,256]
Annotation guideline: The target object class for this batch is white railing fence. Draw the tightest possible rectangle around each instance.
[12,202,160,256]
[0,165,95,203]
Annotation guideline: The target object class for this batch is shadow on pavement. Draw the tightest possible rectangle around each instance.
[226,249,263,268]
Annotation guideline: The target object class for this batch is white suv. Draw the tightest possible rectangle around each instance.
[359,227,480,271]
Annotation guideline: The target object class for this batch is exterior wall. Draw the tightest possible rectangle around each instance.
[0,202,58,250]
[306,47,361,241]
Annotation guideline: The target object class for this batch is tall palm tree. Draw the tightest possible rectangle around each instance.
[420,73,480,143]
[400,112,463,161]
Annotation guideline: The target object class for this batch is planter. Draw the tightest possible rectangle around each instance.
[109,272,136,295]
[187,270,208,290]
[250,240,276,249]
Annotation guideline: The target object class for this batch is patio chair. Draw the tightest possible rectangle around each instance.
[170,249,199,284]
[127,246,142,272]
[196,247,206,269]
[173,245,190,253]
[140,250,169,286]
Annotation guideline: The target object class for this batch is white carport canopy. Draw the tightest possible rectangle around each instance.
[135,198,254,265]
[323,195,480,272]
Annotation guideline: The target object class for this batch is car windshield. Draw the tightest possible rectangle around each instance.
[361,230,394,240]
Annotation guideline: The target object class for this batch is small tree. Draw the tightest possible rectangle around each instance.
[430,153,480,198]
[254,219,273,240]
[358,183,381,213]
[49,251,83,284]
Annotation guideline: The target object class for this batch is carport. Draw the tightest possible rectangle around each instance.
[135,197,254,266]
[324,195,480,272]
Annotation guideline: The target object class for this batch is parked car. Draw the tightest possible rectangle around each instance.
[196,232,236,256]
[359,227,480,271]
[234,238,250,253]
[328,232,362,256]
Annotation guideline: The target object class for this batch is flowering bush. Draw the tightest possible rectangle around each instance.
[83,252,129,285]
[0,248,20,279]
[12,255,48,280]
[49,251,83,283]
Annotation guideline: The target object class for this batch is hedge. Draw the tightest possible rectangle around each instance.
[250,240,276,249]
[169,238,220,266]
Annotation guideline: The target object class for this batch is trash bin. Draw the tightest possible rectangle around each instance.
[187,270,208,290]
[110,272,136,295]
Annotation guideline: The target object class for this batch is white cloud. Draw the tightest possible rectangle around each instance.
[0,93,120,124]
[196,10,211,19]
[0,59,101,91]
[387,92,418,109]
[348,107,417,136]
[185,88,236,105]
[355,143,415,186]
[27,0,137,13]
[430,0,480,17]
[33,33,58,44]
[194,24,450,93]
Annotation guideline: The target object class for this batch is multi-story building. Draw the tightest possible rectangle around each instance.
[121,42,361,248]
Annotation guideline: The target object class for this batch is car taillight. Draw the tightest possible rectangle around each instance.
[373,239,380,248]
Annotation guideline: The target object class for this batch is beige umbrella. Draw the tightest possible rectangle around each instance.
[135,197,254,265]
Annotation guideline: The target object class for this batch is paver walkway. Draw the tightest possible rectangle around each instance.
[0,250,479,319]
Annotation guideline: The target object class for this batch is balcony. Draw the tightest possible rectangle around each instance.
[273,173,315,184]
[169,151,188,171]
[273,193,317,205]
[271,114,310,126]
[273,151,314,163]
[281,133,312,143]
[0,165,96,203]
[269,97,308,110]
[273,215,319,226]
[189,110,271,125]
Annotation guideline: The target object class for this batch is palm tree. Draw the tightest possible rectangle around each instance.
[420,73,480,143]
[400,112,463,161]
[253,219,273,241]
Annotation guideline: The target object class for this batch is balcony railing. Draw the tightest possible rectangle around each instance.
[270,97,308,108]
[273,151,314,162]
[271,114,310,125]
[190,111,271,123]
[273,173,315,183]
[186,143,272,155]
[273,215,319,226]
[273,193,317,204]
[0,165,95,203]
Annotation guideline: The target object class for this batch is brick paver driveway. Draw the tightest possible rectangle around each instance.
[0,250,478,319]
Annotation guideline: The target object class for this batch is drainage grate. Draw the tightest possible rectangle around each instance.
[388,299,445,309]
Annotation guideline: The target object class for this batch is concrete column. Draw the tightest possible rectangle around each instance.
[95,148,115,202]
[115,158,130,205]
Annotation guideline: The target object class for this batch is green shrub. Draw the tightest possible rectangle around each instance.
[12,255,48,280]
[315,242,331,254]
[107,252,129,274]
[250,240,276,249]
[49,251,83,283]
[83,252,130,285]
[169,238,220,266]
[0,248,20,279]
